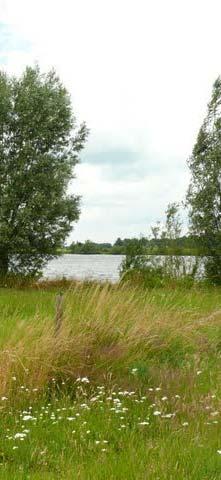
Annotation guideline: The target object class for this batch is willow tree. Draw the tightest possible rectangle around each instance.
[186,77,221,283]
[0,66,88,276]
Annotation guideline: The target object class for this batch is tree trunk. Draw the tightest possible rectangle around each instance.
[0,252,9,277]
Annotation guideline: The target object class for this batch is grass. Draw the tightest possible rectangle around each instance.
[0,281,221,478]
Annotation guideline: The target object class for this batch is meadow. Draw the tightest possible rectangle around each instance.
[0,281,221,479]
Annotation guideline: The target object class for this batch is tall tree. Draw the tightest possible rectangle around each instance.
[0,66,88,276]
[164,202,182,240]
[186,77,221,283]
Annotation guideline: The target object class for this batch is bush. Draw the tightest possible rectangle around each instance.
[120,239,200,289]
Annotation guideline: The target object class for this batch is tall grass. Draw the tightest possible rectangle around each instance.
[0,282,221,403]
[1,282,221,478]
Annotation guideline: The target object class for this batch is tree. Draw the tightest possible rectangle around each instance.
[186,77,221,283]
[114,237,123,247]
[151,221,161,241]
[0,66,88,276]
[164,202,182,240]
[119,238,147,274]
[81,240,97,254]
[150,203,182,246]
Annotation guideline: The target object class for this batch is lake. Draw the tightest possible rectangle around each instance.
[42,254,124,282]
[42,254,204,283]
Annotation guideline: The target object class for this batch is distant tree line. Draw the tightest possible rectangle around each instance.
[65,234,208,256]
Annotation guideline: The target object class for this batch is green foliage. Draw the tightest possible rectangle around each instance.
[63,235,208,256]
[204,255,221,285]
[186,77,221,283]
[69,240,112,254]
[119,238,165,288]
[120,205,200,287]
[120,238,146,272]
[164,202,182,240]
[0,66,88,276]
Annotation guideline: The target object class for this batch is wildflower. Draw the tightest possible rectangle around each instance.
[14,433,26,439]
[23,415,33,421]
[182,422,189,426]
[217,450,221,455]
[76,377,89,384]
[12,446,18,450]
[67,417,75,421]
[131,368,138,375]
[161,396,168,401]
[153,411,161,416]
[138,421,149,425]
[197,370,202,375]
[162,413,175,419]
[80,404,90,410]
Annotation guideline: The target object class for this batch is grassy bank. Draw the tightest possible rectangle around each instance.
[0,282,221,478]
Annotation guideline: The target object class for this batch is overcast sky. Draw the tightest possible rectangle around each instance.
[1,0,221,243]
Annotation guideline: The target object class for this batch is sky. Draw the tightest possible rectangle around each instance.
[0,0,221,243]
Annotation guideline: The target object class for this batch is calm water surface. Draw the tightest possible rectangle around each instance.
[42,254,204,283]
[43,254,124,282]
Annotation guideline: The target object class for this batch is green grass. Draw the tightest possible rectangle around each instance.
[0,281,221,478]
